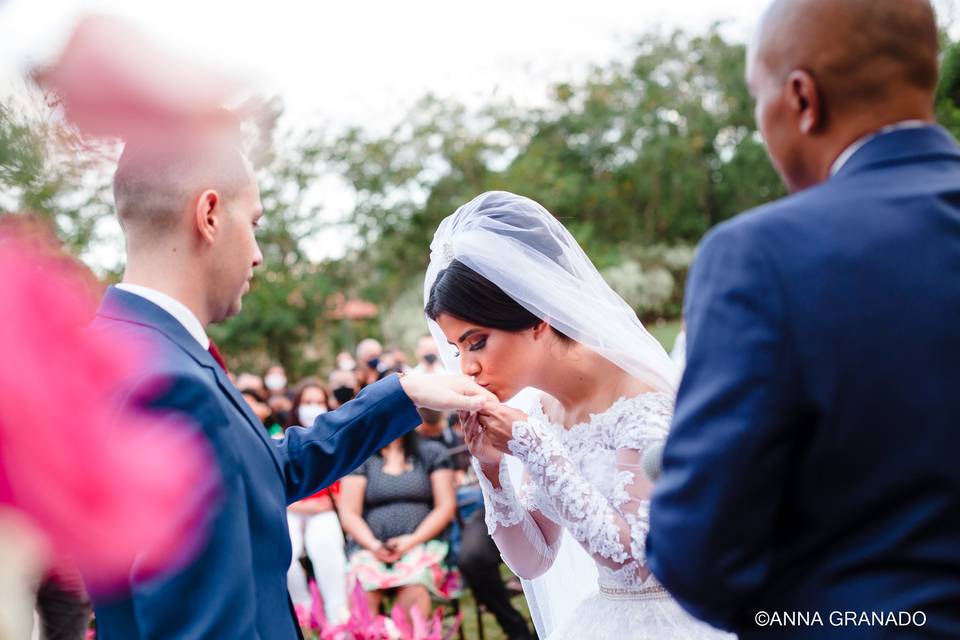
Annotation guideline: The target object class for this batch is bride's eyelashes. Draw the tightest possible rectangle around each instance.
[450,335,487,358]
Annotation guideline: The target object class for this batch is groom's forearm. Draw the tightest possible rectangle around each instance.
[279,375,421,503]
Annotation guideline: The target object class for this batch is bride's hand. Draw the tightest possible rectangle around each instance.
[476,403,528,456]
[461,410,502,466]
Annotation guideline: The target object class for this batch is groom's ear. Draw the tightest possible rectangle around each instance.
[194,189,221,245]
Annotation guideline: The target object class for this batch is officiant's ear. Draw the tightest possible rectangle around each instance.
[787,69,821,135]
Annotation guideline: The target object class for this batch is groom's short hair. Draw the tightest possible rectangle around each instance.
[112,112,250,243]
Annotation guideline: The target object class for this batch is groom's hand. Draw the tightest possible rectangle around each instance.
[398,373,496,412]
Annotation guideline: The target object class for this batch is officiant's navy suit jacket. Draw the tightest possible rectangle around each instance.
[88,287,420,639]
[649,126,960,639]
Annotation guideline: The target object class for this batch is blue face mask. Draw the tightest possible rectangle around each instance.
[366,357,380,371]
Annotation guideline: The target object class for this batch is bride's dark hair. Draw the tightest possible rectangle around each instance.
[425,259,568,339]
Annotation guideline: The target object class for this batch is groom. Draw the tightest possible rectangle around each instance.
[89,120,492,639]
[648,0,960,637]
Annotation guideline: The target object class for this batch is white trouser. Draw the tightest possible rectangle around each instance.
[287,510,348,623]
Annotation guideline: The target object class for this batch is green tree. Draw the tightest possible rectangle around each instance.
[936,39,960,137]
[208,99,345,378]
[1,92,117,263]
[327,27,785,313]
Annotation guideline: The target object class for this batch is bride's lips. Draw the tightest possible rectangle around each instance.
[479,382,505,400]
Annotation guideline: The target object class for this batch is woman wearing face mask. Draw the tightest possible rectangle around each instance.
[328,369,359,409]
[285,380,349,623]
[264,364,295,426]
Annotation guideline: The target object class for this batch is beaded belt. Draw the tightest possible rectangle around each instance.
[599,582,671,601]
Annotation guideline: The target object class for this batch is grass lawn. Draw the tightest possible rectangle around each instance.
[450,565,532,640]
[648,318,683,352]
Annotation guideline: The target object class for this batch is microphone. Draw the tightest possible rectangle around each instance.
[640,442,666,483]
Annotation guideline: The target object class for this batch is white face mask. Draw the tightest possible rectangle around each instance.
[337,359,356,371]
[265,373,287,391]
[298,403,327,426]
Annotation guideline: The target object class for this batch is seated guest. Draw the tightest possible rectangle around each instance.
[413,335,445,374]
[285,380,348,622]
[416,408,469,485]
[236,372,267,396]
[328,369,359,410]
[355,339,383,389]
[385,345,412,374]
[339,432,458,624]
[335,351,357,372]
[287,378,330,429]
[263,364,293,425]
[239,386,272,428]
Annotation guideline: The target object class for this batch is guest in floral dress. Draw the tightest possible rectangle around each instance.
[339,431,459,623]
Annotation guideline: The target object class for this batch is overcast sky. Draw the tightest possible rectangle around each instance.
[1,0,774,131]
[1,0,956,267]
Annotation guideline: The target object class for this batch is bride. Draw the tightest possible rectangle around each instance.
[423,191,729,639]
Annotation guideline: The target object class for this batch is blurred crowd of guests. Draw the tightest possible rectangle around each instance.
[233,336,534,640]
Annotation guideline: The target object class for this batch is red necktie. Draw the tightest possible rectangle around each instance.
[208,340,229,374]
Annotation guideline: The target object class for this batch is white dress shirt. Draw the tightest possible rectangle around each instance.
[115,283,210,350]
[829,120,929,176]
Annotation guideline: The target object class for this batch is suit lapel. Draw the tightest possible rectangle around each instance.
[209,363,284,476]
[97,287,284,477]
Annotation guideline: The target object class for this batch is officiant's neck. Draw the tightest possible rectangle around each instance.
[818,96,934,184]
[536,341,647,427]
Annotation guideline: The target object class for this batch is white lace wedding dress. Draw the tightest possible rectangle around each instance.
[474,392,730,639]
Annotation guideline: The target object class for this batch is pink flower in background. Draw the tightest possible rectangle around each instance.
[309,578,328,631]
[310,581,461,640]
[33,14,245,145]
[294,604,312,632]
[0,227,217,591]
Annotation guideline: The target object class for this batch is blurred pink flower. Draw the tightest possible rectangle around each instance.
[309,578,327,631]
[0,228,216,591]
[294,603,312,631]
[33,14,244,145]
[312,581,461,640]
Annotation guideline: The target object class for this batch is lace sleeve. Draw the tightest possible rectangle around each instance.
[472,455,563,579]
[507,393,671,587]
[472,456,524,533]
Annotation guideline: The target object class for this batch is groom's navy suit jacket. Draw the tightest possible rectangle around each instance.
[89,287,420,639]
[648,126,960,639]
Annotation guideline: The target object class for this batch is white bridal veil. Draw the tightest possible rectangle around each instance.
[423,191,678,637]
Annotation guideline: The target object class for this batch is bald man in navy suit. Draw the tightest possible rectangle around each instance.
[649,2,960,638]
